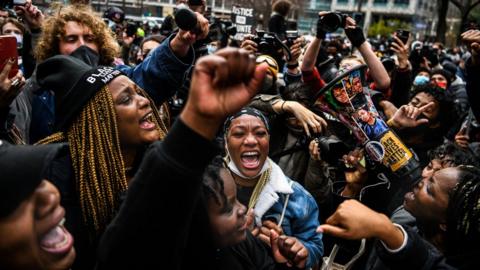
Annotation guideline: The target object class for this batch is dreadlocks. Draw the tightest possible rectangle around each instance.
[38,86,167,234]
[446,165,480,255]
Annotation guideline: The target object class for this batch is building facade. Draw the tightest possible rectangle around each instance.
[328,0,438,39]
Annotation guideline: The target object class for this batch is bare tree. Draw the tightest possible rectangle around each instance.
[437,0,480,42]
[437,0,450,43]
[450,0,480,31]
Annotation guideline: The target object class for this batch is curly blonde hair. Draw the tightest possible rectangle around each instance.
[35,4,119,65]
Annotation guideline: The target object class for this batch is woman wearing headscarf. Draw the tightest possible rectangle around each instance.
[223,107,323,269]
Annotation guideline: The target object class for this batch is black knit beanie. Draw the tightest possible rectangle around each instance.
[36,55,123,131]
[0,140,67,218]
[431,68,453,88]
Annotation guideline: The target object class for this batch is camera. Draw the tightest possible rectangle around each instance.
[315,135,349,164]
[286,30,299,47]
[409,43,439,69]
[104,6,125,24]
[420,44,439,65]
[318,12,347,33]
[253,31,292,61]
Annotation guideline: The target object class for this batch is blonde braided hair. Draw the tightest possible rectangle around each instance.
[37,86,167,234]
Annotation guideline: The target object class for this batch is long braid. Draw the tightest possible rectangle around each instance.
[38,86,167,235]
[68,88,127,233]
[446,165,480,255]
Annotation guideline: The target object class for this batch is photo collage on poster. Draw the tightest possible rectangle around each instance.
[314,66,415,171]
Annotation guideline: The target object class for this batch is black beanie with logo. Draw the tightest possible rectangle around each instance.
[37,55,123,131]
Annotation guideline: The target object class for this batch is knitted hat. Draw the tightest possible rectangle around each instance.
[441,61,458,79]
[431,68,453,88]
[0,140,67,218]
[37,55,123,131]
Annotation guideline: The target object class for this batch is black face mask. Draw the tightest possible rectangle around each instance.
[69,45,100,67]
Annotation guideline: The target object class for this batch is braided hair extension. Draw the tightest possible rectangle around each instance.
[37,86,167,235]
[446,165,480,255]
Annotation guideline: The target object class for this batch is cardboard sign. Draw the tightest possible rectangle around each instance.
[231,6,255,41]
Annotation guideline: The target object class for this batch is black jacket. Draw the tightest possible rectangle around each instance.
[96,120,219,269]
[465,58,480,122]
[375,225,480,269]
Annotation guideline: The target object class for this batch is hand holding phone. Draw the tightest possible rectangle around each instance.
[0,36,19,79]
[0,36,24,109]
[396,29,410,45]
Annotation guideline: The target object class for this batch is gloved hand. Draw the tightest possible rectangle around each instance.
[316,17,326,39]
[345,27,366,48]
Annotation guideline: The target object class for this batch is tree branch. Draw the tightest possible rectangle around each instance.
[467,0,480,14]
[449,0,463,9]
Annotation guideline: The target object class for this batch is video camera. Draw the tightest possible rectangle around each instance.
[252,30,292,61]
[318,12,348,33]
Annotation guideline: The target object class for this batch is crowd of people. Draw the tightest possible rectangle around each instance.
[1,0,480,269]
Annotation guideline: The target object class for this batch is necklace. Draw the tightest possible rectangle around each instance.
[247,164,272,210]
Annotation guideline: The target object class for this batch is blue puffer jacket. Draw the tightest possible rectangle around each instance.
[118,34,194,105]
[267,180,324,268]
[257,161,323,269]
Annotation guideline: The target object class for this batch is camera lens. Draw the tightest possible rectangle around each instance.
[319,13,342,33]
[258,40,270,54]
[316,136,349,164]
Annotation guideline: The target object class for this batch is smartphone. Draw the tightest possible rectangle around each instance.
[0,35,19,79]
[396,29,410,45]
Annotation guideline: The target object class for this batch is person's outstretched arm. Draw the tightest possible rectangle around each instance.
[344,18,391,90]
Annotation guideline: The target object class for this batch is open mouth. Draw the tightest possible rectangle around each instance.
[240,151,260,169]
[40,218,74,255]
[139,112,156,131]
[404,191,415,202]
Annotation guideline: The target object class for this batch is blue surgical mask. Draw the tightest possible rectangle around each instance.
[413,75,430,86]
[207,44,217,55]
